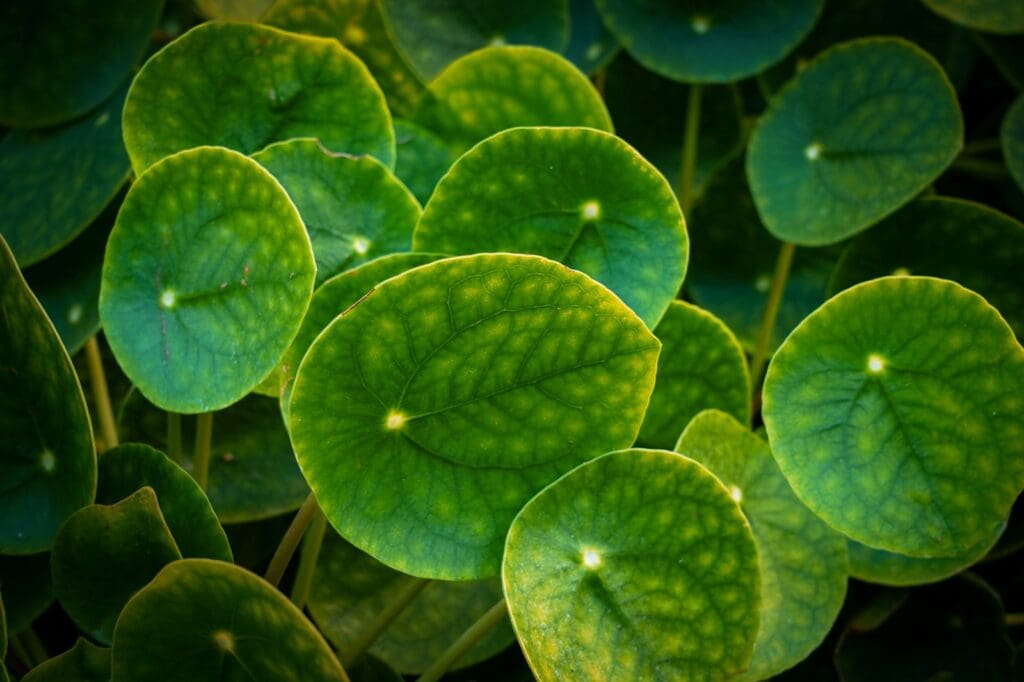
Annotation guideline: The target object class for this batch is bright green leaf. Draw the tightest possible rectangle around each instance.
[1002,94,1024,195]
[846,531,1001,587]
[22,639,111,682]
[922,0,1024,34]
[393,119,457,206]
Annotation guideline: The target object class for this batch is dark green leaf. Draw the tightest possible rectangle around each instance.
[22,639,111,682]
[564,0,619,74]
[922,0,1024,34]
[393,119,457,206]
[1003,94,1024,195]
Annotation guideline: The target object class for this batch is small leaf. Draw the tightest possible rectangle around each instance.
[21,639,110,682]
[922,0,1024,34]
[564,0,619,74]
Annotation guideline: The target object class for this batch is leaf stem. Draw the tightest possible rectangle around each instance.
[290,507,327,610]
[416,598,508,682]
[8,635,34,669]
[265,492,320,587]
[1006,612,1024,626]
[950,156,1010,178]
[18,627,48,667]
[84,336,118,452]
[678,83,703,212]
[750,242,796,385]
[166,412,183,464]
[342,576,431,667]
[961,137,1001,155]
[192,412,213,490]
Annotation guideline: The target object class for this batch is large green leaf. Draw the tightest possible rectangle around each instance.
[0,79,129,266]
[111,559,349,681]
[99,146,315,413]
[763,276,1024,557]
[0,553,52,635]
[747,37,963,245]
[638,302,749,449]
[252,138,421,285]
[828,197,1024,337]
[414,127,687,328]
[0,0,161,128]
[379,0,569,81]
[846,531,1001,587]
[564,0,619,74]
[263,0,425,116]
[21,639,111,682]
[0,235,95,554]
[1003,94,1024,195]
[97,443,231,561]
[412,46,612,153]
[675,410,848,680]
[393,119,457,206]
[922,0,1024,34]
[289,254,660,579]
[503,448,761,681]
[122,21,394,174]
[595,0,822,83]
[52,488,183,643]
[309,533,513,674]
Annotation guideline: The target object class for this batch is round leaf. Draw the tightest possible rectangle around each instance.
[99,146,315,413]
[252,138,421,285]
[414,127,687,328]
[412,46,612,153]
[503,448,761,681]
[922,0,1024,34]
[394,119,457,206]
[1003,94,1024,195]
[122,21,394,174]
[0,0,161,128]
[595,0,822,83]
[763,276,1024,557]
[0,235,95,554]
[847,530,1001,587]
[675,410,848,680]
[564,0,619,74]
[638,302,750,449]
[22,639,111,682]
[111,559,348,682]
[289,253,660,579]
[746,37,963,245]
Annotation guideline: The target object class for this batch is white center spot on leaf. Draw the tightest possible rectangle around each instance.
[159,290,176,309]
[582,548,601,569]
[867,353,885,374]
[729,485,743,503]
[39,449,56,474]
[385,410,407,431]
[94,112,110,127]
[581,200,601,221]
[352,237,370,255]
[212,630,235,652]
[67,304,83,325]
[585,42,604,60]
[754,274,771,293]
[490,34,506,46]
[692,15,711,34]
[805,143,823,161]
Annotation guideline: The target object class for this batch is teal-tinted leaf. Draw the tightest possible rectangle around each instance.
[0,235,95,554]
[0,554,52,635]
[111,559,348,682]
[252,138,421,285]
[263,0,425,115]
[1003,95,1024,195]
[21,639,111,682]
[99,146,315,413]
[379,0,569,81]
[835,575,1014,680]
[503,448,761,681]
[97,444,231,561]
[394,119,457,206]
[675,410,848,680]
[564,0,619,74]
[828,197,1024,337]
[922,0,1024,34]
[414,127,687,328]
[595,0,822,83]
[847,530,1001,587]
[0,79,129,266]
[747,38,964,245]
[686,156,839,352]
[412,46,612,153]
[290,254,659,579]
[637,303,750,449]
[195,0,273,20]
[763,276,1024,557]
[0,0,161,128]
[309,533,513,674]
[52,488,183,643]
[122,21,394,174]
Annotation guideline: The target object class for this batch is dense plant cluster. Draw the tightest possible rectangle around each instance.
[3,0,1024,680]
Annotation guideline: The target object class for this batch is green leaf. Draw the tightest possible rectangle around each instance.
[412,46,612,153]
[0,79,129,266]
[52,488,183,643]
[747,37,964,246]
[195,0,273,20]
[503,448,761,681]
[846,531,1001,587]
[309,534,514,674]
[763,276,1024,557]
[564,0,619,74]
[922,0,1024,34]
[0,0,162,128]
[111,559,349,682]
[97,443,231,561]
[289,253,660,579]
[122,21,394,174]
[21,639,111,682]
[0,554,52,635]
[252,138,421,286]
[99,146,315,413]
[379,0,569,81]
[263,0,426,116]
[595,0,822,83]
[828,197,1024,338]
[348,655,403,682]
[1002,94,1024,195]
[394,119,457,206]
[0,235,95,554]
[675,410,848,680]
[414,127,687,328]
[638,302,749,449]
